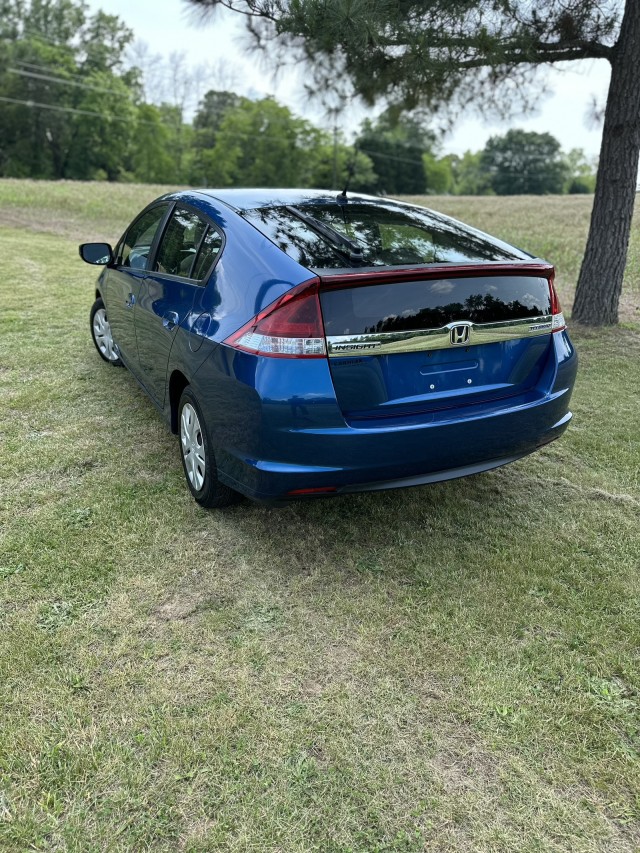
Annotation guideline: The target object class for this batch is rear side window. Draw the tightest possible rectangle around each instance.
[155,208,207,277]
[154,207,222,280]
[118,204,169,270]
[320,276,552,336]
[191,227,223,280]
[244,201,530,269]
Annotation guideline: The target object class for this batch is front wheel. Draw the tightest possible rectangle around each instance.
[178,387,240,509]
[90,297,122,366]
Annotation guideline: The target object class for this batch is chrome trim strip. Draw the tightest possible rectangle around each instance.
[326,316,553,356]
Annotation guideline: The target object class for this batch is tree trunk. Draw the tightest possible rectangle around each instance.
[572,0,640,326]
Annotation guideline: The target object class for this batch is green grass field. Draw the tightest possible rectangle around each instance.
[1,180,639,852]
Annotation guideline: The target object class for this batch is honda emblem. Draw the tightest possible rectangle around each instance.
[449,323,471,346]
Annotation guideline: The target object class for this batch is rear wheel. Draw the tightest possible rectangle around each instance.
[90,297,122,365]
[178,387,240,508]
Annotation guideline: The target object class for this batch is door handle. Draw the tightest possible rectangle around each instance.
[125,293,135,308]
[162,311,179,331]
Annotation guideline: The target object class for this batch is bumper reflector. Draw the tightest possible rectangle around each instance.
[287,486,338,496]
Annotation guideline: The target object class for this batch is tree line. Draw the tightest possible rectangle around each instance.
[0,1,596,197]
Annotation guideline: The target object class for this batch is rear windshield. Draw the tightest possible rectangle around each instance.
[243,201,530,269]
[320,276,552,336]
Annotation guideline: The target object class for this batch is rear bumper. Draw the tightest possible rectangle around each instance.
[341,414,572,494]
[217,398,573,501]
[193,331,577,502]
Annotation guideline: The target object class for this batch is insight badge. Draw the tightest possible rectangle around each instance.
[331,341,382,352]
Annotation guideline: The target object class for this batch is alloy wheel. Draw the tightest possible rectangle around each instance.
[180,402,206,491]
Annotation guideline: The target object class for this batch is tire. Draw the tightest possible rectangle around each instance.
[178,387,241,509]
[90,297,123,366]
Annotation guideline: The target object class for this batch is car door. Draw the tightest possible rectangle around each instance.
[134,206,223,406]
[104,203,171,371]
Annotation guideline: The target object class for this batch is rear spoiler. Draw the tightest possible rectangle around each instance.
[317,261,555,290]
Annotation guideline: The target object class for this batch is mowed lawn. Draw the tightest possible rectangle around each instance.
[0,180,639,852]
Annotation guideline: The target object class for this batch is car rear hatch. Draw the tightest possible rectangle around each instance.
[319,263,561,423]
[238,198,565,423]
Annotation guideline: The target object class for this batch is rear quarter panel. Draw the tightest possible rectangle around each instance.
[162,191,316,343]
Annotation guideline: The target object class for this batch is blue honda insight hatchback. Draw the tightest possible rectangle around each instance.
[80,189,577,508]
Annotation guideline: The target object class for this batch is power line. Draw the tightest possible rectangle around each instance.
[15,59,106,85]
[0,94,154,124]
[8,67,128,96]
[359,147,425,167]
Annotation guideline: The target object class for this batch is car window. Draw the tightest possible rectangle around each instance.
[243,207,346,269]
[243,202,531,269]
[376,222,438,264]
[118,204,169,270]
[154,208,208,278]
[191,227,223,280]
[321,276,553,336]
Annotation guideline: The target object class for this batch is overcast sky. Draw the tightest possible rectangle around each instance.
[86,0,610,158]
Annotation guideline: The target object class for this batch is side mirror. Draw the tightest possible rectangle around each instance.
[79,242,113,265]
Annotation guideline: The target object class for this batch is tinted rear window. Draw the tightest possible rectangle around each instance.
[243,201,530,269]
[320,276,552,336]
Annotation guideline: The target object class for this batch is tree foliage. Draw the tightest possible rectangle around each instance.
[445,151,494,196]
[185,0,620,114]
[189,92,378,189]
[481,129,569,195]
[422,152,453,194]
[564,148,597,193]
[355,109,433,194]
[0,0,138,179]
[306,143,376,192]
[192,96,316,186]
[131,104,179,184]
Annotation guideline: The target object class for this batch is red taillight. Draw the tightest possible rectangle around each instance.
[548,273,566,332]
[224,277,326,358]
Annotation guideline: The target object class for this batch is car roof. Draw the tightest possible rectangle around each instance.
[194,188,385,212]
